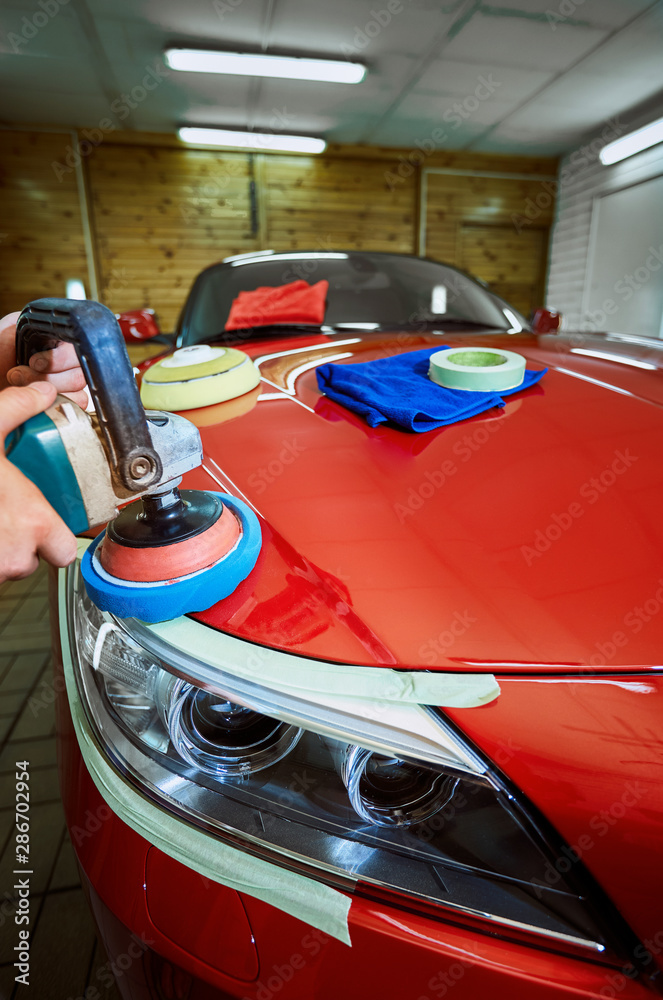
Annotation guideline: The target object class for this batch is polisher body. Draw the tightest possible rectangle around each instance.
[7,395,203,536]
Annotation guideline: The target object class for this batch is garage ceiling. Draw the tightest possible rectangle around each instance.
[0,0,662,155]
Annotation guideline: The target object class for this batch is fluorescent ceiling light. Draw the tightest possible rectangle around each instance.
[570,348,657,370]
[607,332,663,348]
[253,340,361,368]
[334,323,379,330]
[502,308,523,332]
[165,48,365,84]
[555,368,634,397]
[229,252,347,266]
[178,127,326,154]
[224,250,275,263]
[65,279,86,299]
[599,116,663,165]
[431,285,447,314]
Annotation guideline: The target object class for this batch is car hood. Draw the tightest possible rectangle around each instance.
[171,328,663,672]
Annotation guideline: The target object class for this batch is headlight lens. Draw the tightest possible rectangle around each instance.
[67,563,610,955]
[166,680,303,776]
[340,745,458,828]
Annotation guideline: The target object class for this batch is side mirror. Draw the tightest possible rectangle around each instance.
[531,308,561,334]
[116,308,161,342]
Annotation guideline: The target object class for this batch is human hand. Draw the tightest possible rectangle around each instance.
[0,382,78,582]
[0,311,88,408]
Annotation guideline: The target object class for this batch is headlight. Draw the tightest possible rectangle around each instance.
[67,562,613,958]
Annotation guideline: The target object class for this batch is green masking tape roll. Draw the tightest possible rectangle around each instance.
[429,347,526,392]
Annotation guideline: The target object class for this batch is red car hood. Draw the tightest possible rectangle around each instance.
[172,329,663,672]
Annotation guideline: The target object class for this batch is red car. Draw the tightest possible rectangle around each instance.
[54,251,663,999]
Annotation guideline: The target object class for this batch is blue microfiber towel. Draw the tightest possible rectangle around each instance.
[316,347,547,433]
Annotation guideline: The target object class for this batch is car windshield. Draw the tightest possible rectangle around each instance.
[179,252,526,344]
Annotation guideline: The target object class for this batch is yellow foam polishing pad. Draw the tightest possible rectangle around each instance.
[140,345,261,411]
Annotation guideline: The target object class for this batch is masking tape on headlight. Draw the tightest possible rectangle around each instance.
[59,571,353,946]
[146,617,500,708]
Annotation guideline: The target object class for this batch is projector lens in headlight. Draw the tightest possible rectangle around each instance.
[166,679,302,776]
[341,745,459,827]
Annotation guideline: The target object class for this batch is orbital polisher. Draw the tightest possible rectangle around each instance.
[7,298,261,622]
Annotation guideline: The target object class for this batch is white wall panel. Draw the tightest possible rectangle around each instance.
[547,125,663,335]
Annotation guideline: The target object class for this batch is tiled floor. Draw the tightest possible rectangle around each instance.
[0,563,121,1000]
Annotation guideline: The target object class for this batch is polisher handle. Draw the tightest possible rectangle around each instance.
[15,298,162,491]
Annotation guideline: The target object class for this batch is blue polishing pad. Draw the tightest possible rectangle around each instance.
[81,493,262,622]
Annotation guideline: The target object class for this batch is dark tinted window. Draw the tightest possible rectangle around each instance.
[180,252,526,344]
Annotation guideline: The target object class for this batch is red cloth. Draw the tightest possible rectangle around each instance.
[225,279,329,330]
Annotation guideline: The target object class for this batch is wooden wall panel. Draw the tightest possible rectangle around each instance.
[0,130,89,316]
[1,129,558,331]
[262,155,416,253]
[85,145,259,329]
[423,170,556,317]
[458,224,548,316]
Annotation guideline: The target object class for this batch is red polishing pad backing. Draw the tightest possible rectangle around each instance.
[99,504,241,582]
